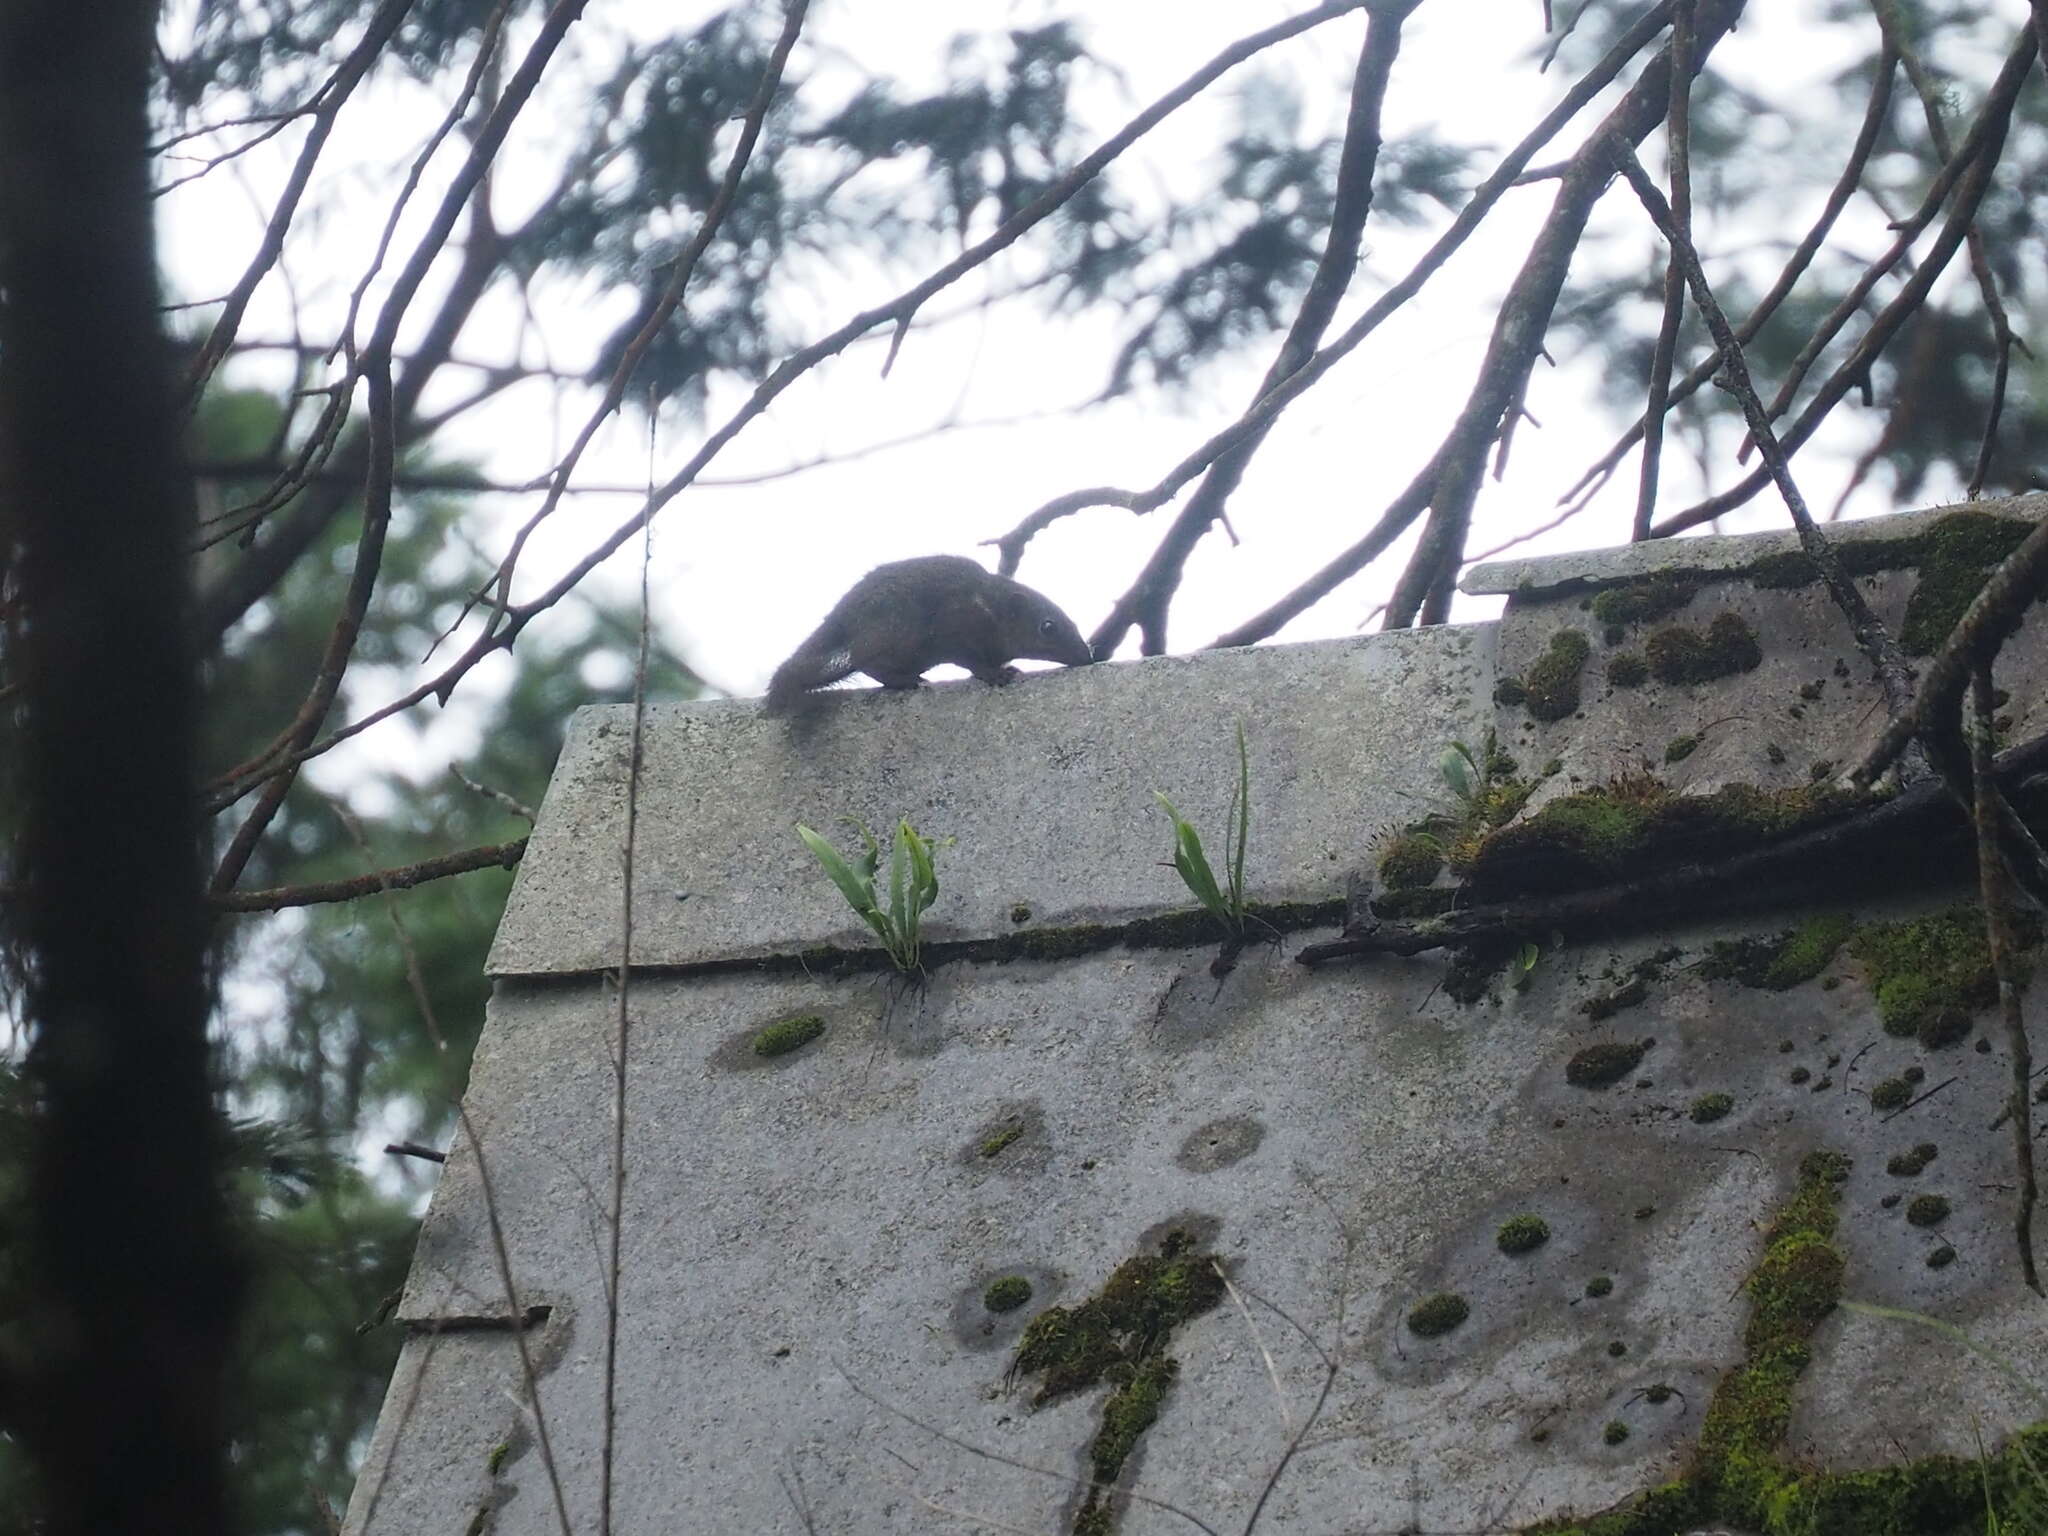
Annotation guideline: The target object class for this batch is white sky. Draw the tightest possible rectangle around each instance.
[160,0,1984,722]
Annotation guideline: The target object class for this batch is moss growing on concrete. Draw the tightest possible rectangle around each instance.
[1704,914,1853,993]
[1585,1275,1614,1298]
[979,1121,1026,1159]
[1690,1092,1734,1124]
[1885,1143,1938,1177]
[1464,774,1862,899]
[1869,1077,1911,1112]
[1592,576,1700,626]
[984,1276,1033,1313]
[1607,653,1648,688]
[1645,612,1762,685]
[1008,1226,1224,1531]
[1664,734,1700,764]
[1377,832,1445,890]
[1899,511,2036,655]
[1905,1194,1950,1227]
[1498,1215,1551,1255]
[1848,903,2032,1049]
[1566,1039,1651,1089]
[1519,629,1593,721]
[1407,1291,1470,1337]
[1603,1420,1630,1446]
[1533,1143,2048,1535]
[1580,977,1649,1021]
[752,1014,826,1058]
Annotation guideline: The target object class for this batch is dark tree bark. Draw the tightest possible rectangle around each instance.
[0,0,241,1530]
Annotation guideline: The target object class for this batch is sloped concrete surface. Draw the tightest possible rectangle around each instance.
[351,504,2048,1536]
[488,626,1492,975]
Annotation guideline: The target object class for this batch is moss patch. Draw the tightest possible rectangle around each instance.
[1906,1194,1950,1227]
[1869,1077,1911,1112]
[1407,1291,1469,1337]
[1690,1092,1734,1124]
[984,1275,1033,1313]
[1886,1143,1938,1177]
[1849,903,2035,1049]
[1008,1228,1224,1532]
[1585,1275,1614,1298]
[752,1014,826,1058]
[1521,630,1593,722]
[1607,652,1648,688]
[1566,1039,1651,1089]
[1377,832,1444,890]
[1465,775,1863,900]
[1664,734,1700,764]
[1592,576,1701,626]
[1580,976,1649,1021]
[1645,612,1763,684]
[1899,511,2036,655]
[1497,1214,1551,1255]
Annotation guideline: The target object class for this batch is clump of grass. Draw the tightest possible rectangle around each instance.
[796,817,945,975]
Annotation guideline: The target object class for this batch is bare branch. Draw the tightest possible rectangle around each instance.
[1086,0,1423,660]
[1555,41,1895,519]
[1631,0,1693,542]
[1971,665,2041,1293]
[994,0,1681,590]
[1651,23,2033,536]
[207,838,527,913]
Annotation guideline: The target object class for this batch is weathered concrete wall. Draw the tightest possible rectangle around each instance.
[347,499,2048,1536]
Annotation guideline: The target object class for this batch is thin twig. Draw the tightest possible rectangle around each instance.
[1610,146,1919,724]
[1973,664,2041,1292]
[1652,25,2034,536]
[1631,0,1693,542]
[1555,42,1895,519]
[1086,0,1423,660]
[207,837,527,912]
[994,1,1679,585]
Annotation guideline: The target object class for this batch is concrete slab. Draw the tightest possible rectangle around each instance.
[488,626,1494,975]
[1463,492,2048,597]
[352,503,2048,1536]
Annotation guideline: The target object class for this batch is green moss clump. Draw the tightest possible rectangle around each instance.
[1463,775,1863,900]
[752,1014,826,1058]
[1086,1355,1174,1496]
[1869,1077,1912,1112]
[1580,977,1649,1021]
[1696,915,1856,992]
[1010,1229,1223,1406]
[487,1441,510,1475]
[1524,629,1593,721]
[1592,576,1700,626]
[1376,832,1444,890]
[1664,734,1699,764]
[1585,1275,1613,1298]
[1849,904,2032,1049]
[1690,1092,1735,1124]
[984,1275,1033,1313]
[979,1121,1025,1158]
[1927,1244,1957,1269]
[1603,1419,1631,1446]
[1009,903,1032,924]
[1494,677,1528,706]
[1443,939,1515,1005]
[1607,653,1648,688]
[1900,512,2036,655]
[1407,1291,1469,1337]
[1645,612,1763,684]
[1886,1142,1938,1177]
[1906,1194,1950,1227]
[1497,1214,1551,1254]
[1566,1039,1650,1089]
